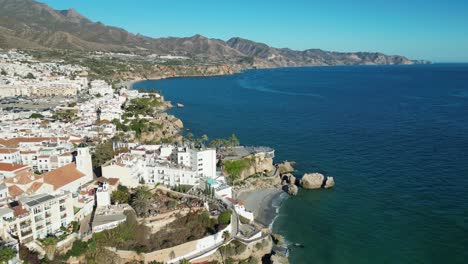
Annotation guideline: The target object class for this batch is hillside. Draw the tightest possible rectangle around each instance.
[0,0,424,66]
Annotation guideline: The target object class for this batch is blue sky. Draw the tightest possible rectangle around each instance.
[38,0,468,62]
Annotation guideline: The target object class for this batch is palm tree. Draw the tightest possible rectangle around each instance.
[131,187,152,217]
[229,134,239,147]
[200,134,209,147]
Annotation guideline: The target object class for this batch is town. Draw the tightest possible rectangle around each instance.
[0,49,292,264]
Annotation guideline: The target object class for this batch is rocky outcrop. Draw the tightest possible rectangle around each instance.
[286,184,298,196]
[281,173,296,185]
[300,173,324,189]
[277,161,295,174]
[223,152,275,181]
[325,176,335,189]
[300,173,335,189]
[271,255,290,264]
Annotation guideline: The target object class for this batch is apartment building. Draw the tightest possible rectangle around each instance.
[0,193,74,243]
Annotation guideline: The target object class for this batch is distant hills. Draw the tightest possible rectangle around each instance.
[0,0,428,67]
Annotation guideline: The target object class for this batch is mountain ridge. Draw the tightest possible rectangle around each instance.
[0,0,428,66]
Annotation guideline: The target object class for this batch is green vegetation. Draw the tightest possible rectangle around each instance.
[91,141,128,169]
[173,184,192,193]
[111,97,165,138]
[64,240,89,258]
[222,157,254,182]
[0,245,16,263]
[130,186,152,217]
[111,185,130,204]
[209,134,240,150]
[41,236,59,246]
[91,141,114,169]
[53,109,78,122]
[254,239,269,250]
[219,241,248,261]
[218,210,232,226]
[125,97,163,116]
[0,69,7,75]
[29,113,44,119]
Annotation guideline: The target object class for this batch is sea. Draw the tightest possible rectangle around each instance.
[133,64,468,264]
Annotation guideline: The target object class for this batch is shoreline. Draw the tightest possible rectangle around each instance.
[125,73,290,228]
[120,70,246,90]
[237,187,286,228]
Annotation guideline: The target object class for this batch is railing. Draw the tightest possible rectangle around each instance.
[21,230,32,237]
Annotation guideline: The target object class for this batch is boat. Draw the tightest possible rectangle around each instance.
[176,103,185,108]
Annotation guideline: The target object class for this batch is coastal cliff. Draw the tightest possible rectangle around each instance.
[222,152,276,183]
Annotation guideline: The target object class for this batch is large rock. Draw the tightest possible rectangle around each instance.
[286,184,298,196]
[300,173,325,189]
[271,255,290,264]
[224,152,275,181]
[325,176,335,189]
[281,173,296,185]
[278,161,295,174]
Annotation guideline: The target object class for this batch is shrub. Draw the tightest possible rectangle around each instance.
[66,240,89,258]
[0,246,16,263]
[218,210,232,225]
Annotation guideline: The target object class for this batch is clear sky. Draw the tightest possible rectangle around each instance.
[38,0,468,62]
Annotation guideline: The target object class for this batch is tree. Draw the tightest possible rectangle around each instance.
[186,132,194,142]
[111,189,130,204]
[0,69,7,76]
[229,134,240,147]
[218,210,232,225]
[91,141,115,169]
[131,187,152,217]
[200,134,209,145]
[0,246,15,263]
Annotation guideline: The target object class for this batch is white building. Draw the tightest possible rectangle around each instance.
[0,192,74,243]
[102,145,217,188]
[95,182,111,207]
[89,80,113,96]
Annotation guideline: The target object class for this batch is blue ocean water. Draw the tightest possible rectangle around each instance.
[134,64,468,263]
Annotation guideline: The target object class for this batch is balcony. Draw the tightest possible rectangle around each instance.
[21,230,32,237]
[34,216,44,222]
[59,199,65,204]
[45,213,52,218]
[36,225,44,230]
[60,207,66,212]
[60,213,67,218]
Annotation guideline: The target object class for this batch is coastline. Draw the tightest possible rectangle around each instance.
[237,187,286,227]
[120,69,246,90]
[128,73,290,229]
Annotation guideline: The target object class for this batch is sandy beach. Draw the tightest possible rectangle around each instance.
[237,188,284,227]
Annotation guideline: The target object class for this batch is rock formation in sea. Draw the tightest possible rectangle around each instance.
[281,173,296,185]
[300,173,325,189]
[300,173,335,189]
[286,184,298,196]
[278,161,295,174]
[325,176,335,188]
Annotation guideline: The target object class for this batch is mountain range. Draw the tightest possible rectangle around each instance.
[0,0,427,67]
